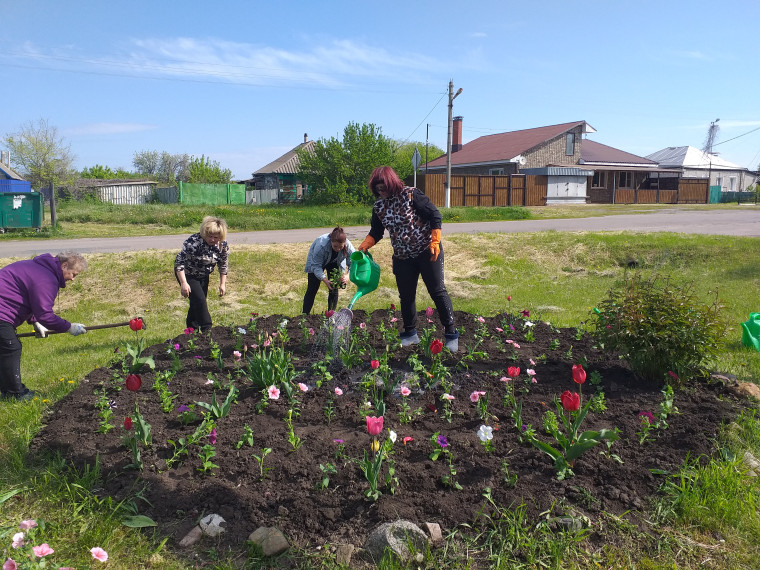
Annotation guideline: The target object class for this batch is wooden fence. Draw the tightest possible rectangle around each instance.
[411,174,709,206]
[592,178,708,204]
[413,174,546,207]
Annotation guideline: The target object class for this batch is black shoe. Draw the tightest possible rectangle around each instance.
[2,388,37,401]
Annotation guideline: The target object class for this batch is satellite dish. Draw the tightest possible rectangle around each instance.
[514,155,526,165]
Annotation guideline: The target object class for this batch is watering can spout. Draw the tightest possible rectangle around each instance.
[334,252,381,324]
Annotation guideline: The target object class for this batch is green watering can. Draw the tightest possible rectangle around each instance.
[741,312,760,352]
[334,250,381,323]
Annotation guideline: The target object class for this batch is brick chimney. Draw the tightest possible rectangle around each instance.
[304,133,308,143]
[452,116,463,152]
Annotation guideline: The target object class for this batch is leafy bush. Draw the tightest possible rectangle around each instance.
[591,274,726,383]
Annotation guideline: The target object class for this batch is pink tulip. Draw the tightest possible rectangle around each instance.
[366,416,384,435]
[298,383,308,392]
[400,386,411,397]
[3,559,18,570]
[18,520,37,531]
[268,385,280,400]
[334,387,343,396]
[11,533,24,549]
[442,393,455,400]
[370,360,380,369]
[425,306,434,318]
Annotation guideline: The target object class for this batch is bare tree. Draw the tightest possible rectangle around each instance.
[133,150,189,183]
[3,119,76,189]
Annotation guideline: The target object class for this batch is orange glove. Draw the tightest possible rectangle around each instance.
[430,229,441,261]
[358,235,376,253]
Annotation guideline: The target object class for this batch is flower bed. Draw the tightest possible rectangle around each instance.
[29,308,744,555]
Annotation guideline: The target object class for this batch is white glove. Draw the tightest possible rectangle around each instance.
[68,323,87,336]
[33,322,49,338]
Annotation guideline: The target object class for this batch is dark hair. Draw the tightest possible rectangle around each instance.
[368,166,404,197]
[329,226,347,255]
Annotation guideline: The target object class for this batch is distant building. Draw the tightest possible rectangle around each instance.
[248,134,315,201]
[646,146,757,192]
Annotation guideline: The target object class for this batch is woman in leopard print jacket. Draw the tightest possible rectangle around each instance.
[174,216,229,332]
[358,166,459,352]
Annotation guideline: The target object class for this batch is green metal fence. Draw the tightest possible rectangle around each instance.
[178,182,246,205]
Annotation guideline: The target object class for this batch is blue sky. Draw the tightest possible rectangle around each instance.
[2,0,759,180]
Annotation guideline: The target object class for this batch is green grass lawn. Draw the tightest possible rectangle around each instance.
[1,205,759,568]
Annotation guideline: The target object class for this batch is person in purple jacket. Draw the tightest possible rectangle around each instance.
[0,252,88,401]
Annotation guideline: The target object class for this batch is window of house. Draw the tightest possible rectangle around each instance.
[489,168,504,175]
[715,176,723,187]
[565,133,575,156]
[729,177,736,191]
[592,171,607,188]
[617,171,633,188]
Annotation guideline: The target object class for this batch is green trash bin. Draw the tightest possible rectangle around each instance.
[0,191,44,232]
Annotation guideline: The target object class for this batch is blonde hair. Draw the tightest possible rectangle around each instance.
[57,252,88,272]
[199,216,228,241]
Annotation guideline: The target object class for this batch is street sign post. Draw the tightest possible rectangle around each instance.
[412,147,421,188]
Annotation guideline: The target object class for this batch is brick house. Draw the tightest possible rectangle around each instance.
[422,119,594,176]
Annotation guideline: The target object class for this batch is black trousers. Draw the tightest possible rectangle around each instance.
[302,262,339,314]
[0,321,25,395]
[392,245,455,334]
[179,273,212,331]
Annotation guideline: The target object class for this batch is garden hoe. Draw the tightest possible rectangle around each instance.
[17,318,147,338]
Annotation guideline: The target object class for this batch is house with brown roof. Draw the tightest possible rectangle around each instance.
[249,134,315,201]
[422,119,684,204]
[423,119,594,175]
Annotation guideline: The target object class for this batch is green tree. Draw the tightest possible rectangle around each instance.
[133,150,189,184]
[187,155,233,184]
[392,141,445,181]
[80,164,137,179]
[297,122,396,204]
[3,118,76,189]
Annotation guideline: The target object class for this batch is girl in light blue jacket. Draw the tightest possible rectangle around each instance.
[303,227,355,314]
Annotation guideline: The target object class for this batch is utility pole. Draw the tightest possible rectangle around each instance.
[445,80,463,208]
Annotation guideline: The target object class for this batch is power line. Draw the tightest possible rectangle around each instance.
[402,91,447,143]
[714,125,760,146]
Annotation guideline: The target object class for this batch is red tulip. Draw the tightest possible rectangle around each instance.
[129,318,144,331]
[123,417,133,430]
[572,364,586,385]
[325,310,335,318]
[430,339,443,355]
[560,390,580,412]
[507,366,520,378]
[390,304,396,311]
[366,416,384,436]
[125,374,142,392]
[370,359,380,369]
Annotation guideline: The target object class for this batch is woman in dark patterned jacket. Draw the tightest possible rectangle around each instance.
[174,216,229,332]
[357,166,459,352]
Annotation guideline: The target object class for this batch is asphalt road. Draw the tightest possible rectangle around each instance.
[1,208,758,257]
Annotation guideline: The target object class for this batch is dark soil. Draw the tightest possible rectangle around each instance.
[30,309,746,561]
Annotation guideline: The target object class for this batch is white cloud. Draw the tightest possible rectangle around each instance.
[64,123,157,136]
[122,36,440,88]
